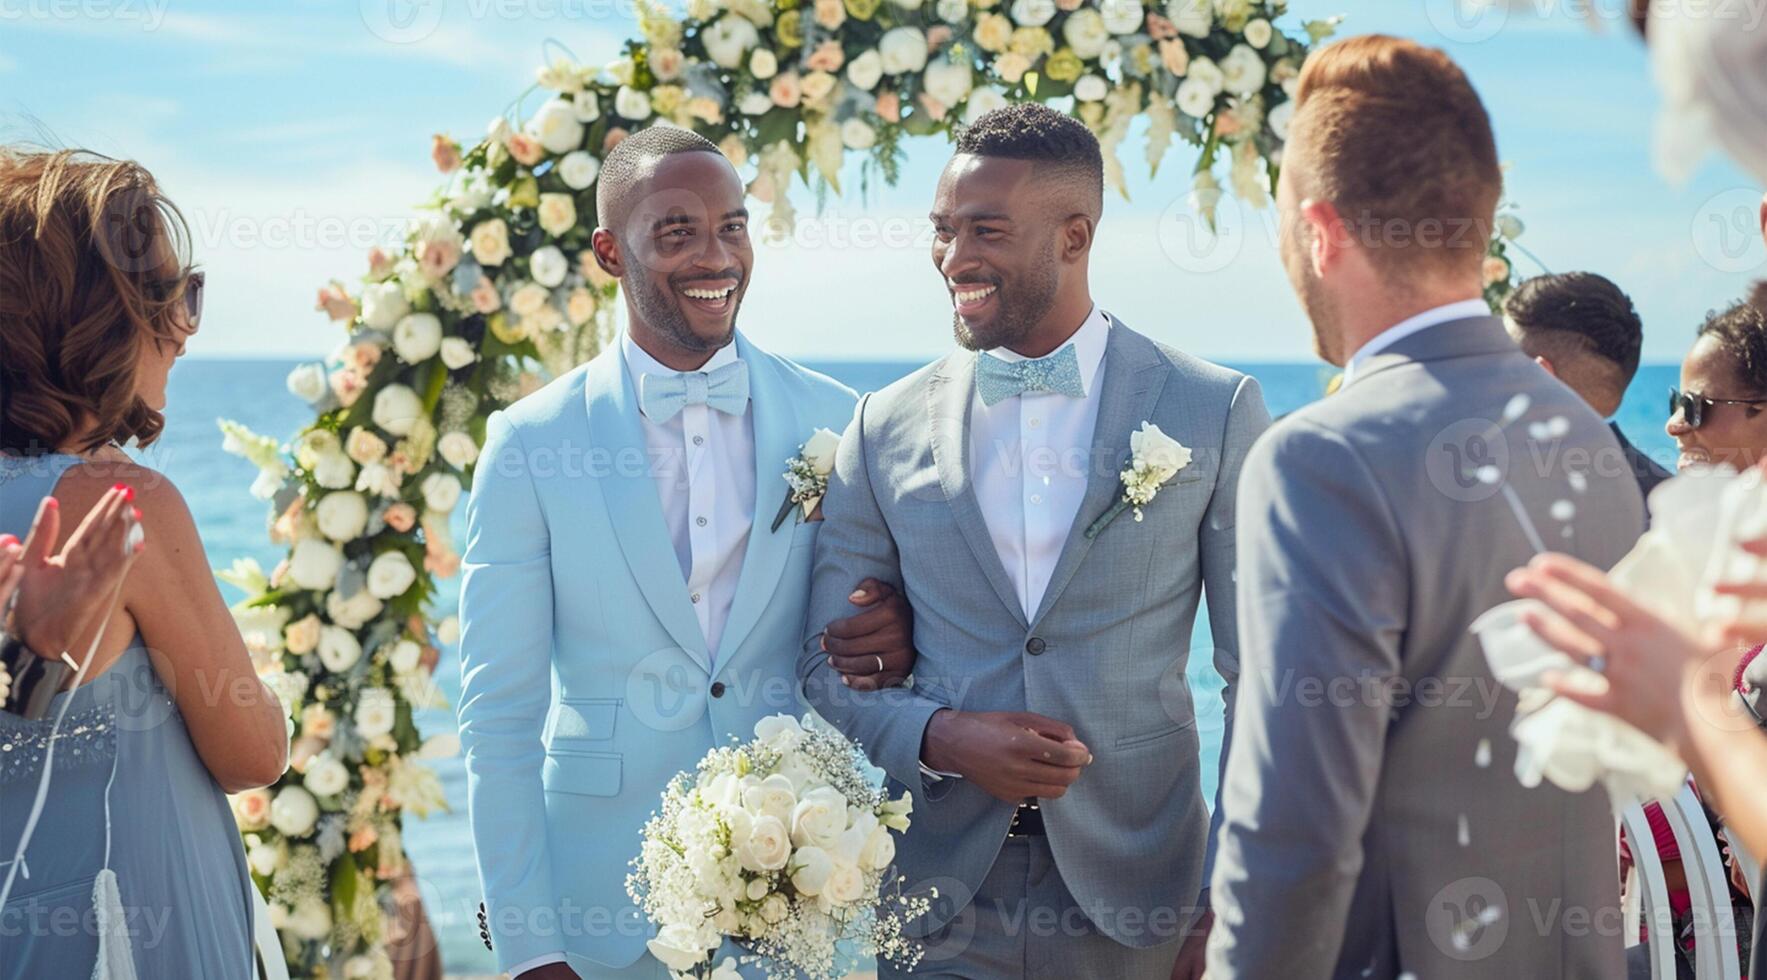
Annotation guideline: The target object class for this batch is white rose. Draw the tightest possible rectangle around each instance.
[288,538,344,591]
[304,752,349,796]
[288,898,331,940]
[789,844,834,896]
[1244,16,1272,48]
[749,48,778,80]
[845,50,883,91]
[878,27,929,74]
[558,151,600,191]
[437,615,461,646]
[440,337,478,371]
[922,60,974,108]
[572,90,600,122]
[1129,421,1192,482]
[1062,8,1109,58]
[614,85,651,121]
[312,451,355,490]
[355,687,397,738]
[1498,213,1525,240]
[315,491,369,542]
[1008,0,1055,27]
[1219,43,1266,96]
[270,786,319,837]
[759,892,789,924]
[487,117,513,144]
[470,218,512,266]
[317,625,363,671]
[737,814,793,871]
[647,924,712,973]
[247,841,284,877]
[1188,55,1225,96]
[422,472,464,513]
[861,824,896,870]
[1074,74,1108,102]
[438,431,479,469]
[1100,0,1144,34]
[1267,98,1294,139]
[738,91,774,116]
[527,97,586,155]
[392,313,442,363]
[537,193,578,238]
[529,245,569,288]
[840,118,876,150]
[371,385,423,437]
[790,786,849,847]
[326,587,383,630]
[801,428,841,476]
[509,282,549,318]
[963,87,1008,125]
[703,16,760,69]
[360,282,409,330]
[823,862,865,906]
[367,551,418,599]
[286,363,327,404]
[742,772,800,824]
[1167,0,1212,36]
[1176,77,1215,118]
[387,639,423,674]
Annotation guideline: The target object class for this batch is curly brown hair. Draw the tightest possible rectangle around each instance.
[0,148,194,454]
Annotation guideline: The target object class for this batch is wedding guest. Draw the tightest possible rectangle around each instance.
[1503,272,1672,502]
[0,147,287,979]
[803,103,1268,980]
[1207,36,1644,978]
[1668,301,1767,471]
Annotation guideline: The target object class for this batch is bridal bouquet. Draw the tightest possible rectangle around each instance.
[626,715,929,980]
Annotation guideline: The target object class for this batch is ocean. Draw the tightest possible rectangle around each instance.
[151,356,1682,973]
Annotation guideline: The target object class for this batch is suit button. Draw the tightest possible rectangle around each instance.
[1025,637,1046,656]
[710,682,726,698]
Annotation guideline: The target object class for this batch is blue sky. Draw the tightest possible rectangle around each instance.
[1,0,1762,363]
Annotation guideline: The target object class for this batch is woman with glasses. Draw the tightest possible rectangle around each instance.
[0,148,288,979]
[1668,302,1767,470]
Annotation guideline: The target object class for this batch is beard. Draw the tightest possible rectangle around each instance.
[952,241,1061,353]
[627,265,743,354]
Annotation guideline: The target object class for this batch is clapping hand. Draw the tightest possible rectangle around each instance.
[6,487,144,662]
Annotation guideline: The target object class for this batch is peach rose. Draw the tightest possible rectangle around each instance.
[232,789,272,832]
[1145,12,1176,39]
[367,247,395,280]
[417,237,460,280]
[431,134,462,174]
[650,47,686,81]
[770,71,803,108]
[384,503,418,533]
[927,26,953,50]
[917,92,948,121]
[1159,39,1190,76]
[602,127,629,155]
[470,276,502,314]
[349,824,379,853]
[875,91,901,122]
[315,283,356,323]
[807,39,845,73]
[814,0,846,29]
[330,369,366,409]
[507,133,545,166]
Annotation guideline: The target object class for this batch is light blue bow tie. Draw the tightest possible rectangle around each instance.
[639,360,750,422]
[976,343,1085,407]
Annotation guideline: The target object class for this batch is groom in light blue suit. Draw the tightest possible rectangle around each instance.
[457,129,915,980]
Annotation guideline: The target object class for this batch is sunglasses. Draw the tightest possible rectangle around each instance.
[148,270,204,328]
[1669,387,1767,430]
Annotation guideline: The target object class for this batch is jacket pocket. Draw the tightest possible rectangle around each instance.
[547,698,619,743]
[1115,717,1197,749]
[542,749,622,797]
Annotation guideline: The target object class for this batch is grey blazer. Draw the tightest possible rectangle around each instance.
[800,319,1270,946]
[1207,316,1645,979]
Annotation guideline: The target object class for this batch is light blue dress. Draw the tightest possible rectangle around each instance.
[0,453,253,979]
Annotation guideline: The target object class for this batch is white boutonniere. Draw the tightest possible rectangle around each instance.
[771,427,841,532]
[1085,422,1193,540]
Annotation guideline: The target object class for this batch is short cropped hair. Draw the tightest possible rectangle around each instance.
[1504,273,1645,381]
[594,125,723,235]
[1288,35,1502,277]
[955,103,1103,216]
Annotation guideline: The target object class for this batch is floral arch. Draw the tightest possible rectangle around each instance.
[206,0,1435,973]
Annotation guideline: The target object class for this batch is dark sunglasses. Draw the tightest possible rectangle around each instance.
[148,270,204,328]
[1669,386,1767,430]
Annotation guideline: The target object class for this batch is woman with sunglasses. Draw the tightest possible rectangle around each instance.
[1669,302,1767,471]
[0,148,288,979]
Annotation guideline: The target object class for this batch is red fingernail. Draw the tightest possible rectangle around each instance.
[112,483,126,491]
[122,486,135,502]
[45,498,58,510]
[0,534,16,547]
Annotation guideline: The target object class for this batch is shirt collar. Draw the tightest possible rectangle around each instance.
[622,331,743,420]
[985,305,1111,397]
[1343,299,1490,385]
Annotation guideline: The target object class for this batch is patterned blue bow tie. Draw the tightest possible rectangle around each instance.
[976,343,1085,407]
[639,360,750,422]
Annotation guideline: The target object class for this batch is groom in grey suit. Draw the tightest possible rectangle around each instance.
[1207,37,1644,978]
[801,104,1269,979]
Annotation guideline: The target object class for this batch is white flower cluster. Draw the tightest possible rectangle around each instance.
[627,715,927,979]
[1119,421,1192,521]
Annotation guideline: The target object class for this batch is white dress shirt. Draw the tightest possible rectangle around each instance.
[970,306,1111,618]
[1342,298,1491,386]
[508,336,759,978]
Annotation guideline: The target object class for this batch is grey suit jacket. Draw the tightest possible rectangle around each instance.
[1207,316,1645,979]
[800,319,1270,946]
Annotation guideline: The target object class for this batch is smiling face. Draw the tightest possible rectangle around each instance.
[596,150,751,367]
[1669,333,1767,469]
[930,154,1066,354]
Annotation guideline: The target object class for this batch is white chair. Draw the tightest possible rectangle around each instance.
[1622,800,1681,980]
[251,882,291,980]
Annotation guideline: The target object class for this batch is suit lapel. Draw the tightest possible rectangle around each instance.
[929,352,1030,629]
[585,349,711,673]
[1030,322,1168,628]
[712,336,798,675]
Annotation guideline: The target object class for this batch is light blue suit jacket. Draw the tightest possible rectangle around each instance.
[457,332,856,973]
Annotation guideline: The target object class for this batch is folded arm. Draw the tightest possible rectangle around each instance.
[1206,421,1407,977]
[457,413,564,973]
